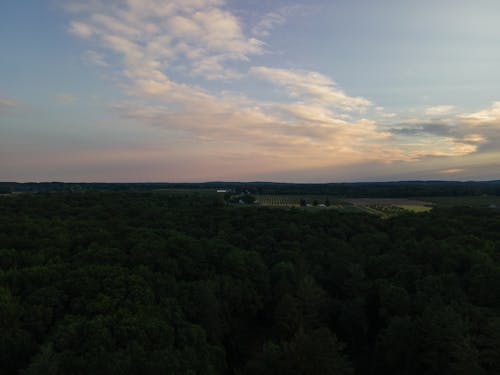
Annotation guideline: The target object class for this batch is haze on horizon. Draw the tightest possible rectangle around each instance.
[1,0,500,182]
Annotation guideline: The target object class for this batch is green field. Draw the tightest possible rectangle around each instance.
[421,196,500,208]
[395,205,433,213]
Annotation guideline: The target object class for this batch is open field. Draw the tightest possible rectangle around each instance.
[346,198,434,206]
[395,205,433,213]
[256,195,434,216]
[150,190,500,214]
[254,194,453,218]
[344,198,434,216]
[255,195,342,207]
[421,195,500,208]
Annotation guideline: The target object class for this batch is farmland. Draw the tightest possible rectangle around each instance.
[256,195,434,216]
[150,190,498,216]
[255,195,341,207]
[422,195,500,208]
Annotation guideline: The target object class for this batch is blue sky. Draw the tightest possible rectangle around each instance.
[1,0,499,182]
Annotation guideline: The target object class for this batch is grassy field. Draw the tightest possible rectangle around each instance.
[421,196,500,208]
[396,205,433,213]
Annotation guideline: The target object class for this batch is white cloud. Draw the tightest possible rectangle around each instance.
[68,0,263,80]
[251,66,372,112]
[461,101,500,122]
[110,84,403,172]
[252,5,314,37]
[252,12,286,37]
[424,105,456,116]
[64,1,500,176]
[68,21,94,38]
[387,100,500,160]
[379,113,398,118]
[374,106,397,119]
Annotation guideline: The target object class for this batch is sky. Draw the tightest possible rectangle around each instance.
[1,0,500,182]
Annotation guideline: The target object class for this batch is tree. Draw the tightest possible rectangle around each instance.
[244,328,353,375]
[240,194,256,204]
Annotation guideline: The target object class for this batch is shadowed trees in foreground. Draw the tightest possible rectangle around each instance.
[1,192,500,374]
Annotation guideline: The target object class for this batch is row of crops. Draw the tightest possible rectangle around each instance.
[255,195,339,207]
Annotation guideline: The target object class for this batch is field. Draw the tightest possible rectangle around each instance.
[152,190,500,215]
[255,195,341,207]
[345,198,434,216]
[421,195,500,208]
[256,195,434,216]
[345,198,433,206]
[396,205,433,213]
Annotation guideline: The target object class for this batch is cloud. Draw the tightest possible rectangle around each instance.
[438,168,465,175]
[63,1,500,178]
[0,97,19,108]
[424,105,456,116]
[251,66,372,112]
[68,21,94,38]
[112,92,404,174]
[386,101,500,159]
[68,0,263,80]
[252,12,285,37]
[0,95,20,114]
[375,106,397,119]
[389,122,452,137]
[461,101,500,122]
[83,50,108,66]
[66,0,390,169]
[252,5,316,37]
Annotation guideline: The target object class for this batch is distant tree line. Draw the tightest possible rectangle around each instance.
[2,180,500,197]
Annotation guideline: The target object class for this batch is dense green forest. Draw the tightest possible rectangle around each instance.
[1,191,500,374]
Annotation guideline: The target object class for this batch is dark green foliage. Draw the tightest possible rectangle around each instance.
[244,328,353,375]
[0,192,500,374]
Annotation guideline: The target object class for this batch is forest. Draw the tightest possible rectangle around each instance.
[1,190,500,374]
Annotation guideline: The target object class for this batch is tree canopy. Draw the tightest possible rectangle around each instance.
[1,191,500,374]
